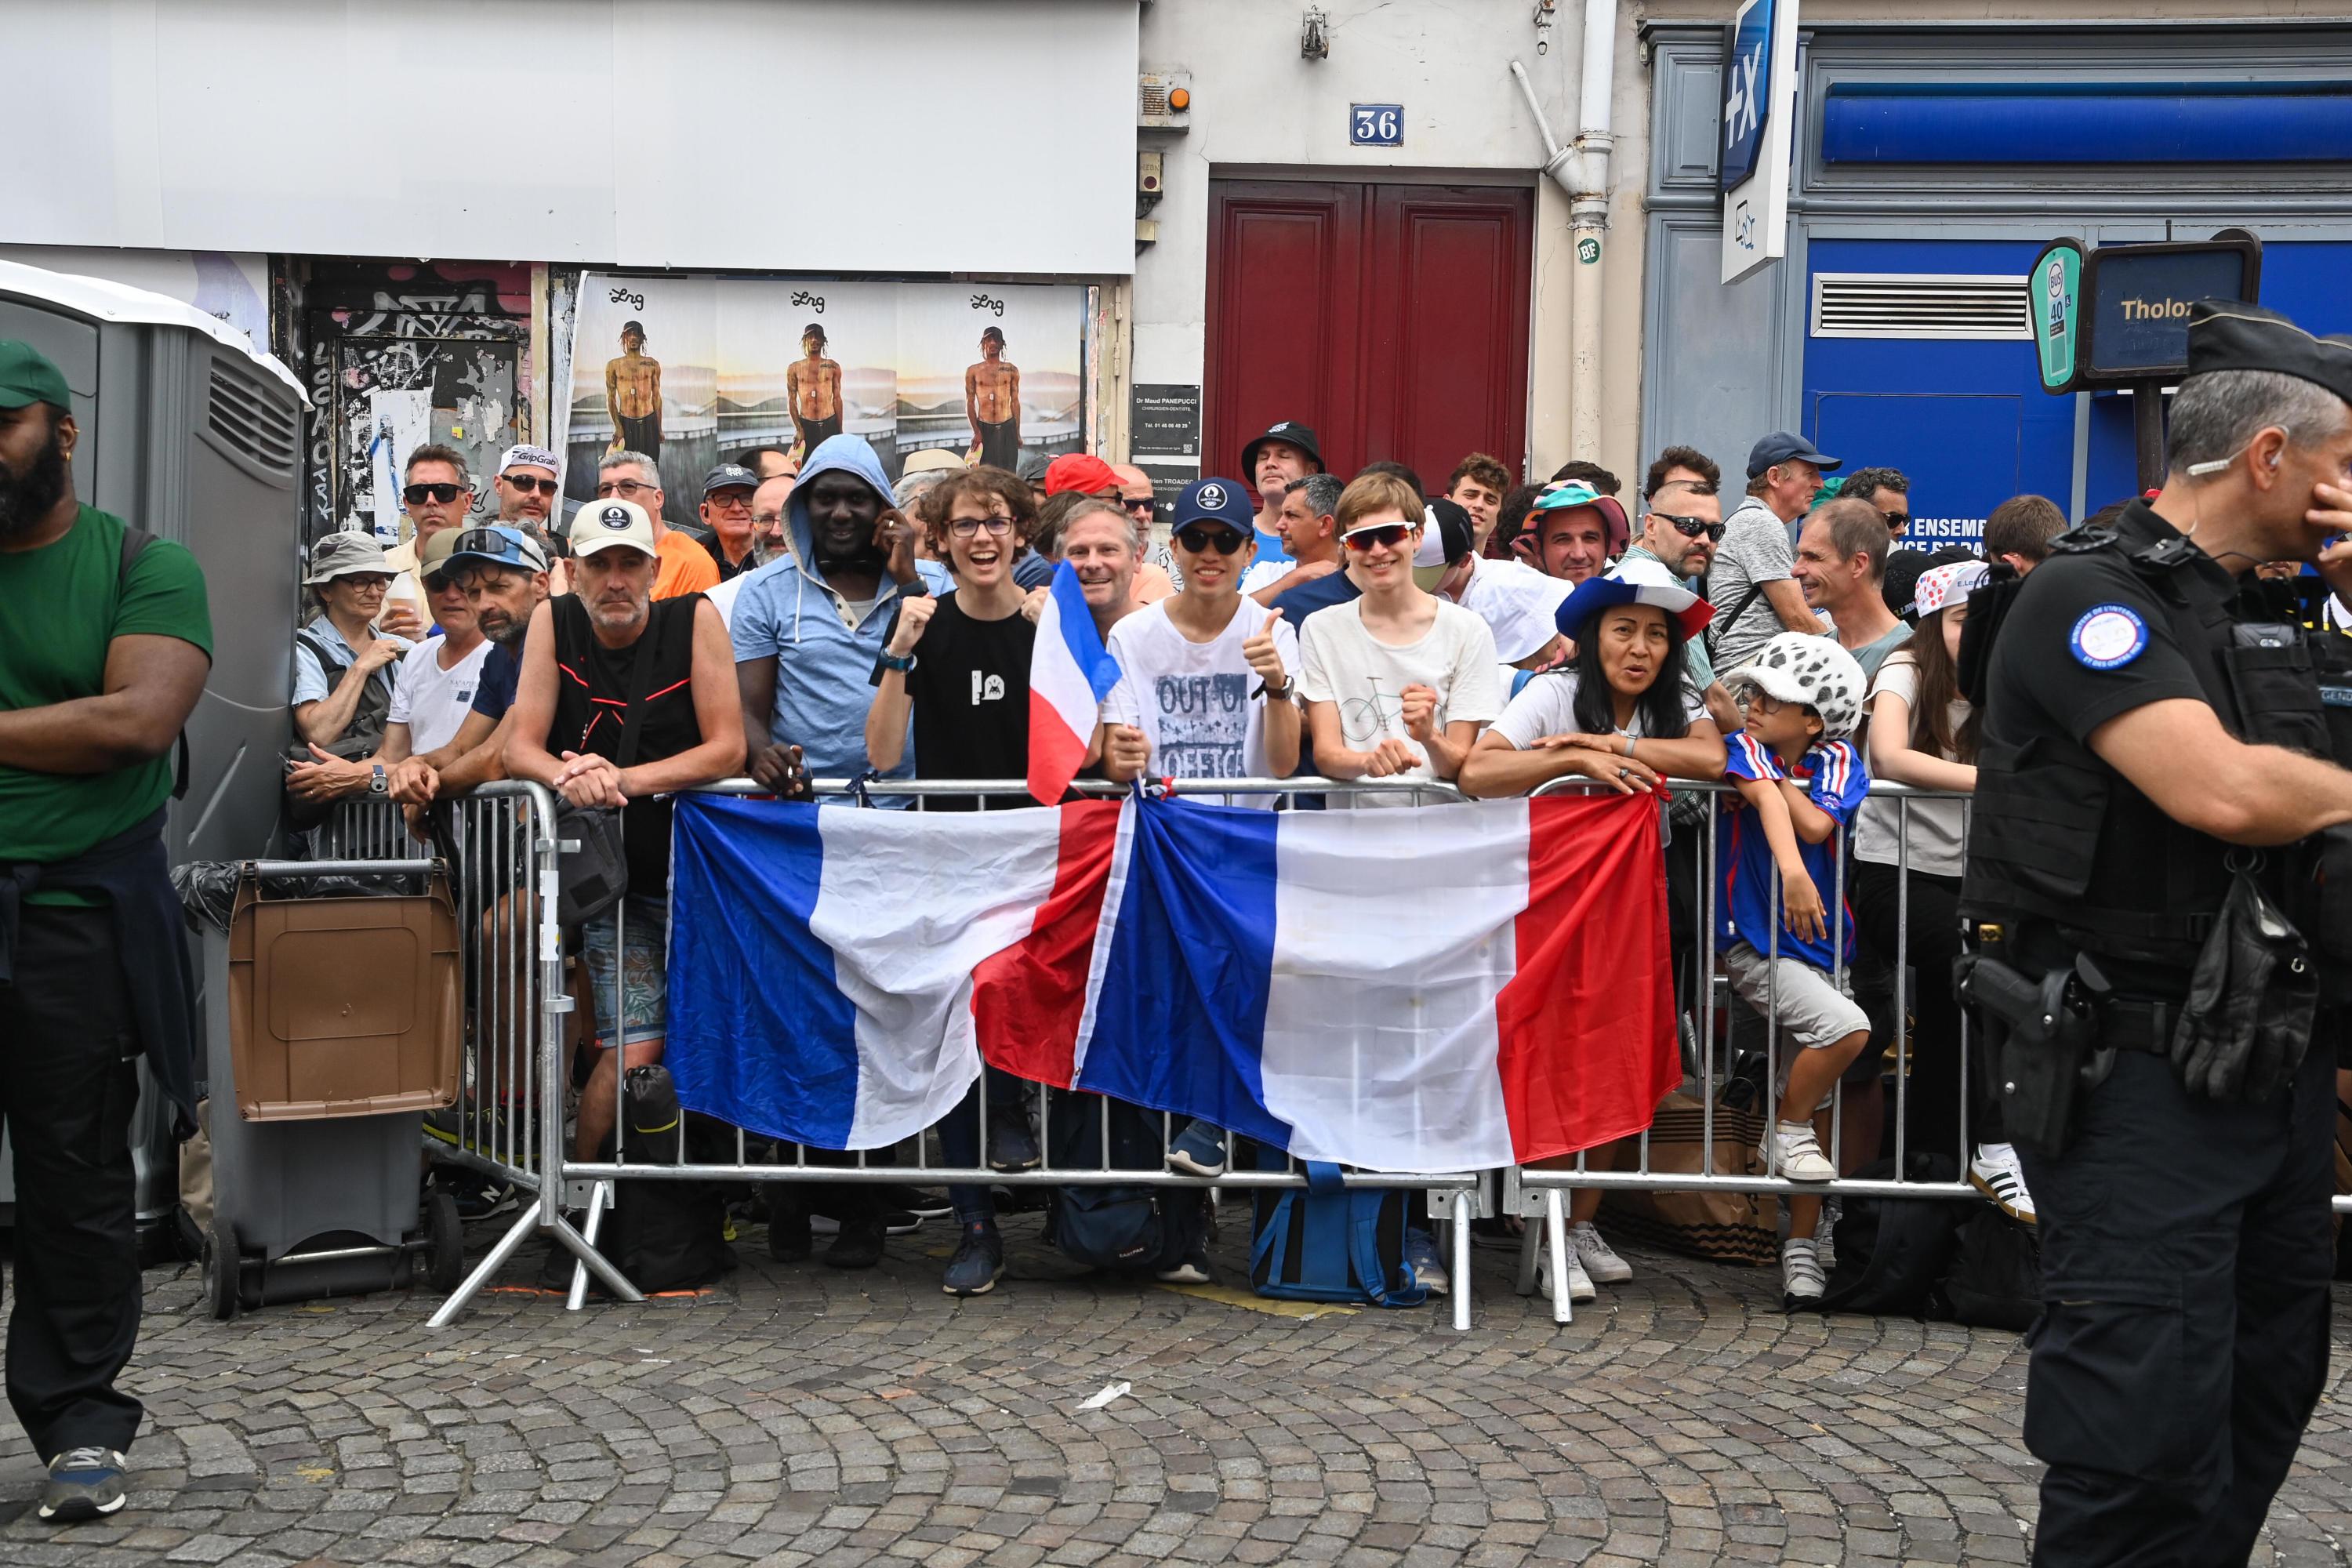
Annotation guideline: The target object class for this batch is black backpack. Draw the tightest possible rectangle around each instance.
[1806,1152,1965,1316]
[602,1065,734,1293]
[1043,1089,1207,1274]
[1936,1209,2042,1331]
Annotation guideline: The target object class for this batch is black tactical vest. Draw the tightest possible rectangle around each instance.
[1962,505,2332,975]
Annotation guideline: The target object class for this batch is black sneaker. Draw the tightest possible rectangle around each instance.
[877,1209,922,1236]
[445,1172,519,1221]
[1154,1245,1213,1286]
[987,1119,1042,1174]
[40,1447,127,1523]
[826,1218,884,1269]
[875,1185,953,1219]
[941,1221,1004,1296]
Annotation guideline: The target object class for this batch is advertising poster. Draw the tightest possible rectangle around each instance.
[565,274,1086,529]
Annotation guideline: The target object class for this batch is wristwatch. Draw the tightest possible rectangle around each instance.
[877,650,918,673]
[369,762,389,797]
[1256,677,1296,702]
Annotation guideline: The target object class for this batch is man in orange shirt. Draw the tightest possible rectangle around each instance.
[591,450,718,599]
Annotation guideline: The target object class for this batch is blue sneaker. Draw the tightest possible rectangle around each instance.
[941,1221,1004,1297]
[39,1446,127,1523]
[1403,1231,1449,1297]
[1167,1120,1229,1178]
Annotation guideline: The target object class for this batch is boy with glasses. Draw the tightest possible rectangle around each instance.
[595,449,717,600]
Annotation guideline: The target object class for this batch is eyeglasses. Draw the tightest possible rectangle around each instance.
[338,574,392,591]
[1878,510,1911,531]
[706,491,754,512]
[595,478,655,498]
[1653,513,1726,543]
[1121,495,1156,517]
[1343,524,1411,551]
[1174,525,1246,555]
[949,515,1015,538]
[502,474,559,496]
[402,482,467,505]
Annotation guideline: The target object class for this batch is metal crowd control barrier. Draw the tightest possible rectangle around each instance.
[543,775,1488,1330]
[1509,775,1987,1322]
[310,784,639,1320]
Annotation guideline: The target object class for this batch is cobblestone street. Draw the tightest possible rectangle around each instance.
[5,1214,2350,1567]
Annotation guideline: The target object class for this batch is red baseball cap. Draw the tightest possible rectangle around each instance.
[1044,453,1122,497]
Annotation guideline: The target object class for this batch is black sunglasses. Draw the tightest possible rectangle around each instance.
[1653,512,1726,543]
[1173,524,1246,555]
[402,482,467,505]
[1121,496,1156,515]
[503,474,560,496]
[1343,524,1411,551]
[1878,509,1910,531]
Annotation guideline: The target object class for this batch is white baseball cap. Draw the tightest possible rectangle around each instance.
[572,497,660,559]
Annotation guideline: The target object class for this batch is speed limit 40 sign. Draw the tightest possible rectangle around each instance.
[1350,104,1403,146]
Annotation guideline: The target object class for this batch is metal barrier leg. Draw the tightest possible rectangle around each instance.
[1450,1189,1472,1333]
[1514,1214,1541,1298]
[546,1208,643,1303]
[565,1181,612,1311]
[1545,1189,1573,1327]
[426,1207,540,1330]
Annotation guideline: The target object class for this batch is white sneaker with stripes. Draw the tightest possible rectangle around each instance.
[1781,1237,1826,1305]
[1969,1142,2038,1225]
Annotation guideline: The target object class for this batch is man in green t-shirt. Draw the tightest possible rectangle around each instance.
[0,340,211,1525]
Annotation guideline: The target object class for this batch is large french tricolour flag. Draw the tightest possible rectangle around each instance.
[666,793,1675,1171]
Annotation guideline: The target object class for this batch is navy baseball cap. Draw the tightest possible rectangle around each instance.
[702,463,759,497]
[1240,421,1324,477]
[1746,431,1842,480]
[443,524,549,574]
[1171,477,1256,532]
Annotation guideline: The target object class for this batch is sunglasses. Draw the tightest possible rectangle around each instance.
[1173,525,1245,555]
[450,527,521,558]
[503,474,560,496]
[1343,524,1412,551]
[949,515,1014,538]
[1878,510,1910,531]
[1122,496,1156,516]
[1653,513,1726,543]
[403,482,467,505]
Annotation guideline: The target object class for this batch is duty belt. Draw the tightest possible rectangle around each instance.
[2093,996,2176,1055]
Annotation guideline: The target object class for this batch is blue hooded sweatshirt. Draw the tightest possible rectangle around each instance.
[728,435,952,800]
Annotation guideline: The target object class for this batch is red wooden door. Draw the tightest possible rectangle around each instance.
[1206,178,1533,488]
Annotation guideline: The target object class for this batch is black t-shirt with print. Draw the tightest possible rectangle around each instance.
[874,591,1034,811]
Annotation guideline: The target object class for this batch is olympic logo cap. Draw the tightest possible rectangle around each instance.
[1171,476,1256,532]
[573,498,660,559]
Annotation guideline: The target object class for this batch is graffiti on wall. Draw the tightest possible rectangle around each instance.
[303,261,533,539]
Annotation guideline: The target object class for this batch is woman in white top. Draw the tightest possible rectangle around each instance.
[1296,472,1501,804]
[1460,573,1726,1304]
[1851,561,2031,1221]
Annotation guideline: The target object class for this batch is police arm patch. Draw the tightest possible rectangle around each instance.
[2069,602,2150,670]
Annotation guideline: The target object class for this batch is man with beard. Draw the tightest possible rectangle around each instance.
[386,526,552,805]
[0,341,210,1523]
[731,434,950,805]
[507,500,742,1164]
[490,444,569,596]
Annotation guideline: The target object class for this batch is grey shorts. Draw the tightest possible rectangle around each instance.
[1720,940,1871,1053]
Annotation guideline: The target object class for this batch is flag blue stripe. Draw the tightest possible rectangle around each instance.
[1080,799,1294,1151]
[1051,560,1124,702]
[666,795,862,1147]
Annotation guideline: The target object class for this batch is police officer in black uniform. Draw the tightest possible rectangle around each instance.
[1961,301,2352,1565]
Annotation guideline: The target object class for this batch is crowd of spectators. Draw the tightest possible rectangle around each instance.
[302,417,2270,1309]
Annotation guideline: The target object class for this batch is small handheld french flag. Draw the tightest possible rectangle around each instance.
[1027,561,1123,804]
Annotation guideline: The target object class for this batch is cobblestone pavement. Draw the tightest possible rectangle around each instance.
[4,1210,2350,1567]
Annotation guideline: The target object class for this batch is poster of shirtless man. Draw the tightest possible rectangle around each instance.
[786,323,844,457]
[604,320,662,457]
[965,327,1022,470]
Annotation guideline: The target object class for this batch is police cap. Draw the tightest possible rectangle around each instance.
[2186,301,2352,408]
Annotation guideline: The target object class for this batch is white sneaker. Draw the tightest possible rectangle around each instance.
[1567,1221,1632,1284]
[1781,1237,1826,1304]
[1766,1122,1836,1182]
[1543,1240,1599,1304]
[1969,1142,2038,1225]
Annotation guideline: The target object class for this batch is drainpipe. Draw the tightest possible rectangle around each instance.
[1512,0,1618,462]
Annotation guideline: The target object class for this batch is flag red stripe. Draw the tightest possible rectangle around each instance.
[1495,794,1679,1163]
[972,799,1123,1089]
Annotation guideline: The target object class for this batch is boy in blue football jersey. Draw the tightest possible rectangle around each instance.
[1716,633,1873,1305]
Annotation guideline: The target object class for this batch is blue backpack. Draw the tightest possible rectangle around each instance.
[1248,1152,1428,1308]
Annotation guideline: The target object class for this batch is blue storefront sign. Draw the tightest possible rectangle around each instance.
[1719,0,1777,194]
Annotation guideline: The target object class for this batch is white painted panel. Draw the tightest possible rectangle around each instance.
[12,0,1140,277]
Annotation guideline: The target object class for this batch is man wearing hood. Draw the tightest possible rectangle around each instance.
[731,435,952,803]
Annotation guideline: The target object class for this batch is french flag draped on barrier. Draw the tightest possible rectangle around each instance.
[665,791,1677,1172]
